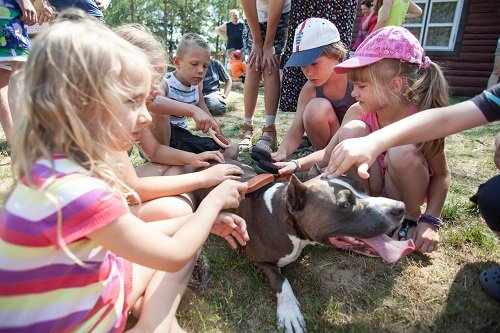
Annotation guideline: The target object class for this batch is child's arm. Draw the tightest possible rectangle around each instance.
[324,100,488,178]
[137,126,224,168]
[411,151,450,253]
[241,0,264,70]
[272,83,315,161]
[221,76,232,98]
[196,83,222,133]
[118,152,243,202]
[88,180,248,271]
[148,95,218,133]
[275,103,363,174]
[361,7,377,31]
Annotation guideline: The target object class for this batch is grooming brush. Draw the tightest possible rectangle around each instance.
[209,127,230,149]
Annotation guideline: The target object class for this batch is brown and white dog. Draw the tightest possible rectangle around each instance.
[193,163,414,333]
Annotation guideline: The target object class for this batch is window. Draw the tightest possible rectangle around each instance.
[403,0,465,51]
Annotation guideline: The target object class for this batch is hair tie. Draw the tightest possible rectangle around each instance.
[420,56,431,70]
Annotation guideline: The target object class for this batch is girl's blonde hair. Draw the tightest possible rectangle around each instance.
[114,23,168,77]
[176,33,210,59]
[322,41,348,63]
[347,59,449,158]
[13,15,151,194]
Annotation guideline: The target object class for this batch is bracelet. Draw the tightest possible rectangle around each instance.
[418,214,445,229]
[290,159,301,172]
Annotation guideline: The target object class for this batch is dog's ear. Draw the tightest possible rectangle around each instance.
[308,163,322,178]
[286,174,308,211]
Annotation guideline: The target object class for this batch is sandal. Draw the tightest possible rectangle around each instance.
[479,266,500,302]
[239,123,254,144]
[254,125,277,152]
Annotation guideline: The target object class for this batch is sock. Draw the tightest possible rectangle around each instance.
[265,115,276,127]
[244,117,253,126]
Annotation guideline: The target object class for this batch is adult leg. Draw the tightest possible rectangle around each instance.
[240,66,261,142]
[126,257,197,333]
[303,98,341,150]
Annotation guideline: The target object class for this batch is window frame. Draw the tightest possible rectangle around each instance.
[403,0,465,52]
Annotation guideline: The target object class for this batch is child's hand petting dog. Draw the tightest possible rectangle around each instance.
[207,180,247,210]
[200,164,244,188]
[210,212,249,249]
[188,151,224,168]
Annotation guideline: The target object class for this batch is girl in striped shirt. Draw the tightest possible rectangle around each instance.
[0,13,248,332]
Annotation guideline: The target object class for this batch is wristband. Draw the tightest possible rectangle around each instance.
[290,159,301,171]
[418,214,445,229]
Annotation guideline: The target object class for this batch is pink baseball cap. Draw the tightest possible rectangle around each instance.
[233,49,242,58]
[285,18,341,68]
[334,26,431,74]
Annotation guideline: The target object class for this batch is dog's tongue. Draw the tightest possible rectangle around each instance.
[360,234,415,263]
[329,234,415,263]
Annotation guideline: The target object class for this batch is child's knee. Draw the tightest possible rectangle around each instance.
[385,145,424,172]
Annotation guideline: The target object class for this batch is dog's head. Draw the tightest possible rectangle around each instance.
[285,170,405,243]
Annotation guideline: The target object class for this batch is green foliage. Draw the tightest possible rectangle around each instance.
[104,0,242,55]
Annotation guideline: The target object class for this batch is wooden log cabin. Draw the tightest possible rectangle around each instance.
[350,0,500,97]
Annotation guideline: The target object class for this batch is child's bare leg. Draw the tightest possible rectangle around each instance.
[262,68,279,121]
[303,98,340,150]
[126,257,197,333]
[0,68,12,143]
[243,66,261,121]
[384,145,429,219]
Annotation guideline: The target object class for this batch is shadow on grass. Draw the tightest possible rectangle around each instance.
[434,261,500,333]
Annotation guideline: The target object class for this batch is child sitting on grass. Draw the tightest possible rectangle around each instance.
[152,32,239,159]
[0,15,249,332]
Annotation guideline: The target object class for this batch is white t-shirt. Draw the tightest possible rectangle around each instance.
[256,0,291,23]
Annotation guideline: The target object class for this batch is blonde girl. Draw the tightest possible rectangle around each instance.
[0,14,248,332]
[278,26,450,254]
[272,18,356,161]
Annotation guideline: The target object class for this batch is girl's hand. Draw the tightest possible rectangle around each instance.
[208,179,248,210]
[410,223,439,253]
[248,42,263,71]
[275,161,297,175]
[201,164,243,188]
[323,137,380,179]
[189,151,224,168]
[271,150,286,162]
[262,45,279,73]
[210,212,249,249]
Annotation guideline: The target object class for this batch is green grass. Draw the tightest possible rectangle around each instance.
[1,89,499,332]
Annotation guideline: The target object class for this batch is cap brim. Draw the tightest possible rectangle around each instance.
[284,45,325,68]
[334,56,383,73]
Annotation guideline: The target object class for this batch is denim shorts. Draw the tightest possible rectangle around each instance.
[242,11,290,57]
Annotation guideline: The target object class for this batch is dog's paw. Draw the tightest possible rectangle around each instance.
[276,279,306,333]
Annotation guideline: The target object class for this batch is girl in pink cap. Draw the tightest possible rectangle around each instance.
[277,26,450,254]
